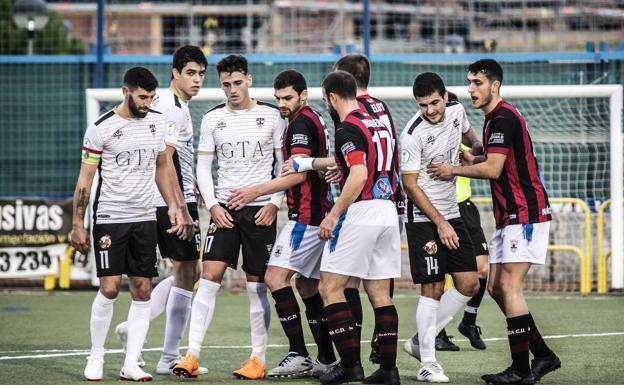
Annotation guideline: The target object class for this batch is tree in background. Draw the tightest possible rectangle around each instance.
[0,0,84,54]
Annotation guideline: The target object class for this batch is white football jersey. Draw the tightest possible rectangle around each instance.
[151,89,196,207]
[399,101,470,223]
[82,109,166,224]
[197,100,285,205]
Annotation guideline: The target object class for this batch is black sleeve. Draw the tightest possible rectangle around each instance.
[335,122,368,158]
[486,115,515,154]
[287,116,315,156]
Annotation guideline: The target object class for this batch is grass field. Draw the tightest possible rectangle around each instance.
[1,290,623,385]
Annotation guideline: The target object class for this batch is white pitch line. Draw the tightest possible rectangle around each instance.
[1,331,623,361]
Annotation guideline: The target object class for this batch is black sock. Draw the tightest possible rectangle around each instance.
[389,278,395,299]
[463,278,487,325]
[324,302,359,368]
[344,288,362,357]
[302,293,336,364]
[437,328,448,339]
[374,305,398,370]
[272,287,308,356]
[528,313,553,358]
[507,314,531,374]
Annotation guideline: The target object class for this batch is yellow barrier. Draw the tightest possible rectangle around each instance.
[597,199,611,293]
[472,197,592,295]
[43,245,74,290]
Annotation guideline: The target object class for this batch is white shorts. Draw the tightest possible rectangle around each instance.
[268,221,325,279]
[321,200,401,280]
[489,222,550,265]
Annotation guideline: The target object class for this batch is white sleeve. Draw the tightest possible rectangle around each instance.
[163,106,187,147]
[399,133,422,173]
[269,150,284,208]
[273,113,286,150]
[197,113,215,154]
[196,153,218,210]
[460,106,470,134]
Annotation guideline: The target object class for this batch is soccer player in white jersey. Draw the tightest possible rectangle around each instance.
[71,67,194,382]
[399,72,480,383]
[114,45,208,375]
[173,55,286,380]
[227,70,337,378]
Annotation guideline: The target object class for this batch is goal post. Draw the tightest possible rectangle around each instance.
[85,84,623,291]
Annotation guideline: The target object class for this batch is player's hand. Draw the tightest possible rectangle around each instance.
[280,159,296,176]
[318,212,338,240]
[209,204,235,229]
[227,187,259,211]
[427,163,454,181]
[254,204,278,226]
[436,220,460,250]
[70,227,90,255]
[167,206,194,241]
[192,177,204,207]
[460,150,476,166]
[324,165,342,184]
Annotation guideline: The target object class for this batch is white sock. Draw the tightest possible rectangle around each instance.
[124,300,151,367]
[246,282,271,365]
[89,291,116,360]
[150,276,174,320]
[161,286,193,359]
[187,279,220,359]
[416,296,439,363]
[465,306,479,314]
[435,287,472,334]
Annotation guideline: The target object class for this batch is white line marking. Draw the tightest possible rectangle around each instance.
[1,331,623,361]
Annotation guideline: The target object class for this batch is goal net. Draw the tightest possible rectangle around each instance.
[86,85,623,293]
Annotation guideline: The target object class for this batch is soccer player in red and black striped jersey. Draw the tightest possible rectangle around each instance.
[428,59,560,385]
[333,54,406,366]
[227,70,337,378]
[285,71,402,385]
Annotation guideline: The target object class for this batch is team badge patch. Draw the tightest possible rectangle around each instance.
[216,120,226,130]
[453,118,459,129]
[98,235,112,249]
[267,243,273,253]
[425,135,436,146]
[423,240,437,255]
[112,129,123,139]
[510,239,518,252]
[208,223,217,234]
[149,124,156,134]
[372,176,392,199]
[256,117,265,128]
[273,245,282,258]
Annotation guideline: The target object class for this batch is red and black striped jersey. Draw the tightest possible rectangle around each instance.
[484,100,551,228]
[356,94,405,213]
[282,105,332,226]
[335,110,398,203]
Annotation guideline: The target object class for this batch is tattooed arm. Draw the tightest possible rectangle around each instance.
[71,163,98,254]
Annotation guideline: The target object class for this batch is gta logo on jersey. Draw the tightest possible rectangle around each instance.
[372,176,392,200]
[256,117,265,127]
[98,235,112,249]
[115,148,158,167]
[423,240,437,255]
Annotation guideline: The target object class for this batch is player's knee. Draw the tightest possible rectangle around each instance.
[487,281,501,300]
[264,270,285,292]
[478,265,489,279]
[457,278,479,297]
[201,269,223,284]
[295,278,318,298]
[318,280,341,304]
[99,286,119,300]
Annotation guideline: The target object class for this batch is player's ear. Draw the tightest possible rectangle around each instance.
[491,80,501,95]
[300,89,308,103]
[443,91,448,102]
[247,73,253,87]
[122,86,129,98]
[172,68,180,80]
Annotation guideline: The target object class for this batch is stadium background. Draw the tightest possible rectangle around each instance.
[0,0,622,293]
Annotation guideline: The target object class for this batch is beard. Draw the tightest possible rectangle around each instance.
[477,92,493,110]
[327,103,340,125]
[128,96,148,118]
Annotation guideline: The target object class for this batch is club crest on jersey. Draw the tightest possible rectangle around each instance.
[423,240,437,255]
[256,117,265,127]
[216,120,226,130]
[453,118,459,129]
[98,235,112,249]
[208,222,217,234]
[510,239,518,252]
[112,129,123,139]
[401,149,410,164]
[274,245,283,258]
[425,135,436,146]
[149,124,156,134]
[372,176,392,200]
[267,243,273,253]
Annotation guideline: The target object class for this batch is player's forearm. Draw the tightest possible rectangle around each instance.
[196,154,218,209]
[313,157,337,171]
[404,183,446,226]
[255,173,307,197]
[453,160,500,180]
[72,183,91,228]
[329,167,366,218]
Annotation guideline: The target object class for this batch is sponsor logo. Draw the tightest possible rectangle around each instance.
[482,242,488,251]
[507,327,529,335]
[97,214,110,219]
[112,129,123,139]
[510,239,518,252]
[115,148,158,167]
[488,132,505,144]
[340,141,356,155]
[278,314,298,322]
[291,133,308,145]
[98,235,112,249]
[401,149,410,164]
[207,222,217,234]
[218,141,265,159]
[372,176,392,199]
[423,240,437,255]
[542,206,552,215]
[256,117,265,128]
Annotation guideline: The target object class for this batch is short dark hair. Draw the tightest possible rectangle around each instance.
[216,54,248,75]
[171,45,207,79]
[273,70,307,94]
[322,71,357,100]
[446,91,459,102]
[123,67,158,91]
[468,59,503,84]
[333,54,370,89]
[413,72,446,99]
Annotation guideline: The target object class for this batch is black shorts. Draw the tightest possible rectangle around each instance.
[406,218,476,284]
[459,199,488,257]
[156,203,201,261]
[92,221,158,278]
[203,204,277,277]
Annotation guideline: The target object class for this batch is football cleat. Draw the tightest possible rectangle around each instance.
[311,358,339,379]
[119,365,153,382]
[531,352,561,381]
[416,362,449,383]
[369,332,381,364]
[84,356,104,381]
[458,322,487,350]
[267,352,313,378]
[363,366,401,385]
[172,352,200,379]
[232,356,265,380]
[481,366,535,385]
[435,330,460,351]
[403,334,421,361]
[115,323,145,367]
[319,361,364,385]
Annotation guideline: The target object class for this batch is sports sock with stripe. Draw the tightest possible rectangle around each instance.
[272,286,308,356]
[462,278,487,325]
[528,313,553,358]
[344,288,362,358]
[324,302,359,367]
[374,305,399,370]
[507,314,531,374]
[302,293,336,364]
